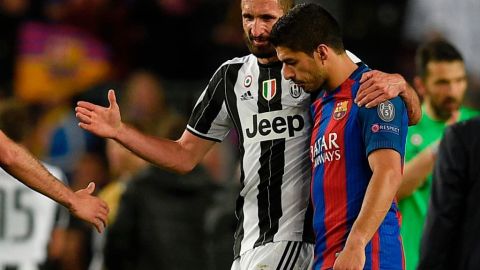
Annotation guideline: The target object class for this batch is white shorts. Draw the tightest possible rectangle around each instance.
[231,241,314,270]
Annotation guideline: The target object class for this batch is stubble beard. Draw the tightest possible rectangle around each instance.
[244,34,277,59]
[431,98,460,121]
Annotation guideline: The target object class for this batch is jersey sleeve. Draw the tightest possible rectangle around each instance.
[358,96,408,157]
[187,64,232,142]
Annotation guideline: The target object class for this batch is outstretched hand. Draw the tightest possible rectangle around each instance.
[69,182,109,233]
[76,89,122,139]
[355,70,407,108]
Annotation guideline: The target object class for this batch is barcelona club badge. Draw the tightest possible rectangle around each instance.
[333,101,348,120]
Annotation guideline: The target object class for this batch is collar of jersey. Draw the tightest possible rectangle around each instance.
[322,62,369,98]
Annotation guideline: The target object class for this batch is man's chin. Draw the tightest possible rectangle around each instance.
[247,44,276,59]
[251,50,276,59]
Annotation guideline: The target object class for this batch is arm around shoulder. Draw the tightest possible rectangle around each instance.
[400,83,422,126]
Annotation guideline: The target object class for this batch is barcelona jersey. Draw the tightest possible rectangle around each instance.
[310,63,407,270]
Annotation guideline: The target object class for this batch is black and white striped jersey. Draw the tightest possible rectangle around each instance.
[0,163,69,269]
[187,54,315,258]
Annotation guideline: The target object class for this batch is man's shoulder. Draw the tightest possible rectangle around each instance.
[450,115,480,134]
[210,54,255,78]
[221,54,255,67]
[459,106,480,119]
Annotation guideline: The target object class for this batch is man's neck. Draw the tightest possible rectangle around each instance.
[325,53,358,91]
[257,55,280,65]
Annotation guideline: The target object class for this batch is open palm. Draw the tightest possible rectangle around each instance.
[75,90,122,139]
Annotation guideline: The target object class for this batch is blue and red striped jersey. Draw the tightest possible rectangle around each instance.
[310,63,408,270]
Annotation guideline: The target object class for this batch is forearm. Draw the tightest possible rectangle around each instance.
[397,147,436,200]
[114,124,209,174]
[400,83,422,126]
[0,134,75,207]
[345,169,401,250]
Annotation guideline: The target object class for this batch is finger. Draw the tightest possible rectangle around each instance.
[108,89,117,108]
[356,80,376,103]
[77,101,101,111]
[76,113,92,124]
[75,107,94,117]
[358,90,383,107]
[357,89,381,106]
[86,182,95,194]
[365,93,388,108]
[94,219,105,234]
[359,70,374,84]
[97,211,108,226]
[98,205,109,216]
[102,202,110,213]
[78,122,92,131]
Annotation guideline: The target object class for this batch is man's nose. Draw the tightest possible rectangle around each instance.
[283,66,294,80]
[251,19,266,37]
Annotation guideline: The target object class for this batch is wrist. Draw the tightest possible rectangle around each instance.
[344,232,367,251]
[113,122,126,140]
[63,191,77,211]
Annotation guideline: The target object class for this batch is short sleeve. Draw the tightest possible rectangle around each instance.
[187,65,232,142]
[358,96,408,157]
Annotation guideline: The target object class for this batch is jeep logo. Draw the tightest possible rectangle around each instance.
[244,111,305,143]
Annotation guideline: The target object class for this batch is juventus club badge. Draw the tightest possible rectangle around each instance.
[333,101,348,120]
[289,82,302,98]
[262,79,277,101]
[377,100,395,122]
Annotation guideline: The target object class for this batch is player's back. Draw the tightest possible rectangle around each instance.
[0,163,67,270]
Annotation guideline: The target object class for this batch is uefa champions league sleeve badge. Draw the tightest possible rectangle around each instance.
[377,100,395,122]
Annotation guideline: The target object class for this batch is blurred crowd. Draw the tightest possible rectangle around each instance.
[0,0,479,269]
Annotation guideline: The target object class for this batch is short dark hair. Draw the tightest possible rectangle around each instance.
[416,39,464,79]
[270,3,344,55]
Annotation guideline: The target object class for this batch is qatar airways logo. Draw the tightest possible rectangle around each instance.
[311,132,341,167]
[243,110,306,144]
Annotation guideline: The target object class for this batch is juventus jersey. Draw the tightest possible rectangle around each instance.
[0,163,69,270]
[188,54,315,258]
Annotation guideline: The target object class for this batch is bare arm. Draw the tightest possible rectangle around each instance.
[115,125,215,174]
[76,90,216,174]
[334,149,402,270]
[0,131,108,233]
[397,144,437,200]
[356,71,422,125]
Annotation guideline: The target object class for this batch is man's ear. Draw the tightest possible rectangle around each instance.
[315,44,328,60]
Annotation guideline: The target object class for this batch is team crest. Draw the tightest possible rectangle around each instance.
[377,100,395,122]
[333,101,349,120]
[244,75,252,88]
[262,79,277,101]
[289,82,302,98]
